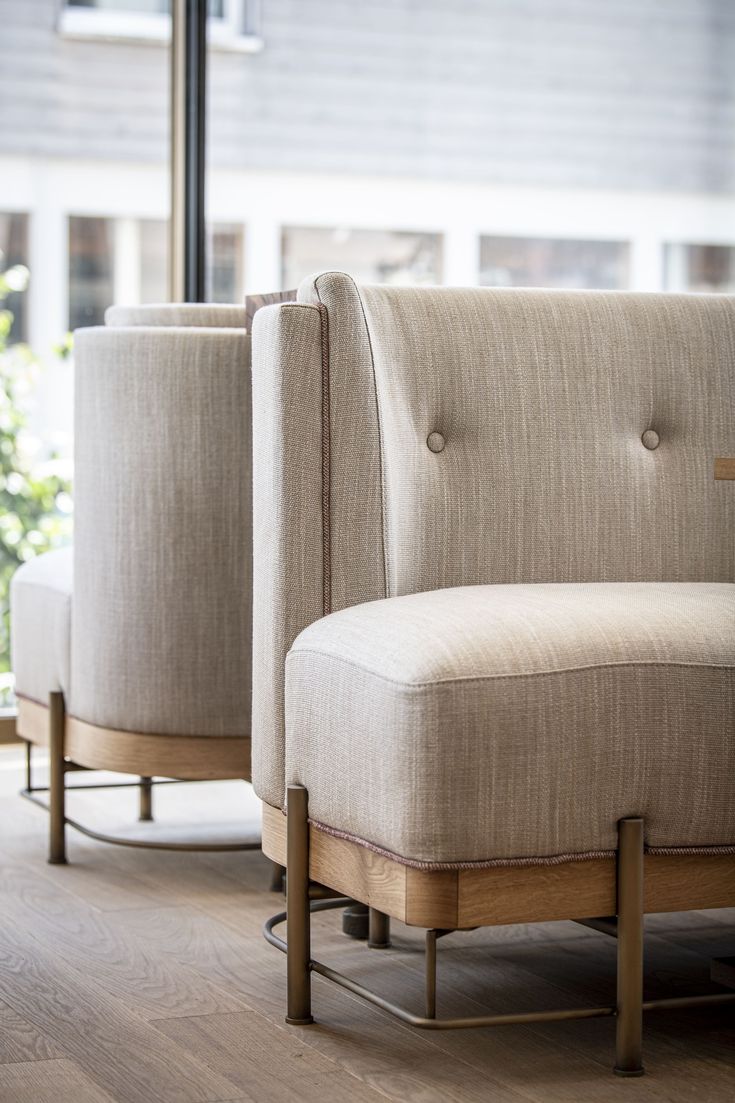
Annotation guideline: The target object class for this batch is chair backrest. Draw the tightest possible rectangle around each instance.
[71,305,252,738]
[105,303,248,329]
[251,271,735,808]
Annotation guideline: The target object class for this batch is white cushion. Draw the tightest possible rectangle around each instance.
[11,548,73,706]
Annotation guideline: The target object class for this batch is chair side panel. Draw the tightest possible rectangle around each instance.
[298,271,387,611]
[251,303,325,808]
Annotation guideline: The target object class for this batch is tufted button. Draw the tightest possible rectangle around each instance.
[641,429,660,450]
[427,432,445,453]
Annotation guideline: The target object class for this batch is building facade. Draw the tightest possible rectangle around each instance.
[1,0,734,439]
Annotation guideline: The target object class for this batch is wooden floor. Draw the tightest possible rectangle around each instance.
[0,744,733,1103]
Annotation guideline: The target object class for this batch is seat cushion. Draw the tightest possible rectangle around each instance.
[285,582,735,866]
[11,548,73,707]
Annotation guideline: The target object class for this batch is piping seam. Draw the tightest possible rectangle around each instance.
[286,649,735,688]
[316,301,331,616]
[313,272,389,602]
[307,819,735,870]
[351,283,390,600]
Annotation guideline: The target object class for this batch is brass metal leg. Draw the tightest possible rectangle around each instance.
[286,784,313,1025]
[48,692,67,865]
[614,817,644,1077]
[260,886,728,1041]
[368,909,391,949]
[138,776,153,821]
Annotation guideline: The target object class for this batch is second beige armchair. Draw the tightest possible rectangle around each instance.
[11,303,254,861]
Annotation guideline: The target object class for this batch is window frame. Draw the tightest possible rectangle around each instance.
[478,234,631,292]
[59,0,263,53]
[663,241,735,294]
[0,211,30,345]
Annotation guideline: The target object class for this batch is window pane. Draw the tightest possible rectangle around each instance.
[480,237,629,290]
[0,213,29,344]
[69,216,114,330]
[140,219,169,302]
[664,244,735,293]
[208,224,244,302]
[282,228,442,290]
[138,220,243,303]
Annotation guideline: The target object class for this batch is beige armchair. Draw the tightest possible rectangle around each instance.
[252,272,735,1075]
[11,303,254,862]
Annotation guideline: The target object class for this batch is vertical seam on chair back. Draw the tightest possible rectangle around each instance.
[313,272,389,607]
[353,286,391,600]
[317,301,332,616]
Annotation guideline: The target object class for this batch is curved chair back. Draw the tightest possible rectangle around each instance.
[71,304,251,738]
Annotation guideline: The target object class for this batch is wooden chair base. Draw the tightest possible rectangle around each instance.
[16,696,250,780]
[261,801,735,929]
[17,693,257,861]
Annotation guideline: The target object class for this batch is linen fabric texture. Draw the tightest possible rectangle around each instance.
[105,303,248,329]
[251,302,325,799]
[287,582,734,862]
[12,306,252,741]
[252,272,734,865]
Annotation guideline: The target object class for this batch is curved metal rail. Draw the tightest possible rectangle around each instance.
[21,784,260,852]
[264,902,619,1031]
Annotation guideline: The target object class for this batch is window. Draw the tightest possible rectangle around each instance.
[62,1,262,50]
[139,220,169,304]
[138,219,244,303]
[69,216,243,322]
[480,237,630,291]
[208,224,244,302]
[664,244,735,293]
[68,217,115,330]
[0,213,29,344]
[282,228,442,290]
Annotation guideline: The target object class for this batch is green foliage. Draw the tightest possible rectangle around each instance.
[0,261,73,708]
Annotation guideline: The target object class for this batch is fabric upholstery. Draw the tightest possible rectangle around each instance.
[252,274,735,833]
[297,273,387,611]
[286,582,735,863]
[71,325,251,736]
[251,303,325,803]
[11,548,73,705]
[298,276,734,596]
[105,303,248,329]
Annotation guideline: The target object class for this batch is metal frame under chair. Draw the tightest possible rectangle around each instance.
[264,785,735,1077]
[18,692,261,863]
